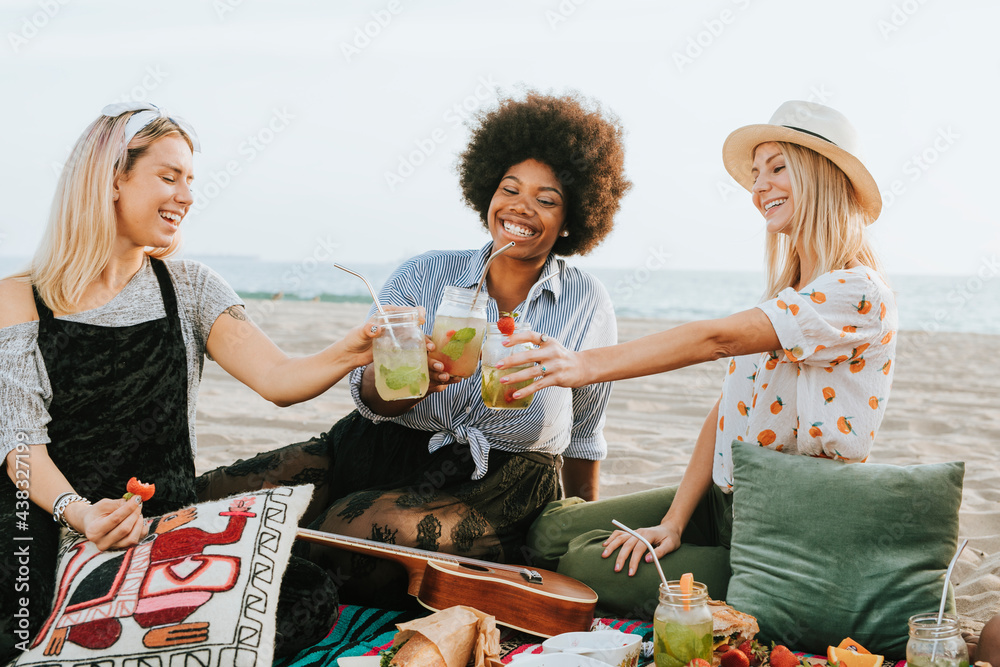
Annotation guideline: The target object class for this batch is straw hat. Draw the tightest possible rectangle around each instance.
[722,101,881,221]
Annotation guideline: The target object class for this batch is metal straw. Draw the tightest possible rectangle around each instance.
[333,263,385,315]
[334,263,398,346]
[612,519,669,591]
[470,242,515,305]
[937,538,968,623]
[519,270,561,327]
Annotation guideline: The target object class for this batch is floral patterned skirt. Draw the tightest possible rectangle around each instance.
[196,410,560,607]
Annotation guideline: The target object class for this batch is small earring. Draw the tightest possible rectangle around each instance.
[559,230,569,237]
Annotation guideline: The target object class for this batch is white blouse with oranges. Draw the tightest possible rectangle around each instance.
[713,266,898,492]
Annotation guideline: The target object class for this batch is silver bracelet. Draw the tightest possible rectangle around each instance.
[52,493,91,531]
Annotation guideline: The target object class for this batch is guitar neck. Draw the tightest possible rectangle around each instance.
[295,527,532,577]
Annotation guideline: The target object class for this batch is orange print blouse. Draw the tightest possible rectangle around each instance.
[713,266,897,492]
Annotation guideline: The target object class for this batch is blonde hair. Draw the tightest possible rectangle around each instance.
[25,114,194,314]
[763,142,885,299]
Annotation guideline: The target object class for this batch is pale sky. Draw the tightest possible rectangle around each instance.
[1,0,997,276]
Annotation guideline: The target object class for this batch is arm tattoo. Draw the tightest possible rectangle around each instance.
[223,305,247,322]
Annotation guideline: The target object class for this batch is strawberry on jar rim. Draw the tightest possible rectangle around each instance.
[497,311,517,336]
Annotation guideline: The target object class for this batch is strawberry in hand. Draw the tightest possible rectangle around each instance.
[123,477,155,502]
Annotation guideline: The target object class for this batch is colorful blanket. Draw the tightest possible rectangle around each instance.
[274,605,901,667]
[273,606,655,666]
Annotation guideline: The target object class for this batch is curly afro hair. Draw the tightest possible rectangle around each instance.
[458,90,631,256]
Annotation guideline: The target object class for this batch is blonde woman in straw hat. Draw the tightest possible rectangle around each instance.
[498,101,897,616]
[0,103,386,657]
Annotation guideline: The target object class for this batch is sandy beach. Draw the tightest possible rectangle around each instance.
[194,300,999,633]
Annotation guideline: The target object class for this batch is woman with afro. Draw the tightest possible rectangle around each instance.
[197,90,632,605]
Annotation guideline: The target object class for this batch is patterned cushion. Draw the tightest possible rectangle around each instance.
[14,485,312,666]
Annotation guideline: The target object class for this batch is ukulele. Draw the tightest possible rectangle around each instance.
[296,527,597,638]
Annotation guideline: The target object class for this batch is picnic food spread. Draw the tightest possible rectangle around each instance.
[380,606,503,667]
[709,599,760,654]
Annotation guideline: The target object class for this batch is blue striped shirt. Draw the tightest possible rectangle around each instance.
[349,243,617,480]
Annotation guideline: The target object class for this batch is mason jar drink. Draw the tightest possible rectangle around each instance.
[429,286,489,379]
[906,613,969,667]
[373,309,430,401]
[653,580,713,667]
[481,321,535,410]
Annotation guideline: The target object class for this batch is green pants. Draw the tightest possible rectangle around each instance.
[525,484,733,619]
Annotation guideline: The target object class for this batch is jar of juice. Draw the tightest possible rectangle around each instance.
[429,286,489,379]
[481,321,535,410]
[906,613,969,667]
[372,308,429,401]
[653,580,713,667]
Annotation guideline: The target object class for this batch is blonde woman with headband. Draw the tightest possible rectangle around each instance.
[0,103,381,658]
[499,101,897,616]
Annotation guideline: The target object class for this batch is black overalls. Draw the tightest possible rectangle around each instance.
[0,258,196,656]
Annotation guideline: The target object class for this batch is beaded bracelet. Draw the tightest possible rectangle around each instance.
[52,492,91,531]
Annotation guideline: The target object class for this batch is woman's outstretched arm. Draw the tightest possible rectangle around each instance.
[498,308,781,396]
[206,305,381,407]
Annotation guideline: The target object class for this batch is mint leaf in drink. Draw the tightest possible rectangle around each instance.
[380,364,427,392]
[452,327,476,342]
[654,620,709,667]
[440,327,476,360]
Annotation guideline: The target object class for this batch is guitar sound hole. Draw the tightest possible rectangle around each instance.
[457,563,490,572]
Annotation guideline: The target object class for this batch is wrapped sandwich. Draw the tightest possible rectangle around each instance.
[381,606,503,667]
[709,599,760,661]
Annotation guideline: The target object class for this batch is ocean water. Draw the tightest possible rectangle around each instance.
[2,255,998,335]
[192,256,1000,335]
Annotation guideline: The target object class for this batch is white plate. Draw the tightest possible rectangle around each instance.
[336,657,381,666]
[509,653,614,667]
[541,630,644,667]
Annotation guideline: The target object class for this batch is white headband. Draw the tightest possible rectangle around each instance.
[101,102,201,152]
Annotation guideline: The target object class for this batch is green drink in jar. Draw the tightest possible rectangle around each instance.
[654,577,713,667]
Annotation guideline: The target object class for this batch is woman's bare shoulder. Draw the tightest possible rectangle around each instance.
[0,277,38,329]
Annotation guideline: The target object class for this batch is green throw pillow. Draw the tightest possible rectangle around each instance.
[727,442,964,658]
